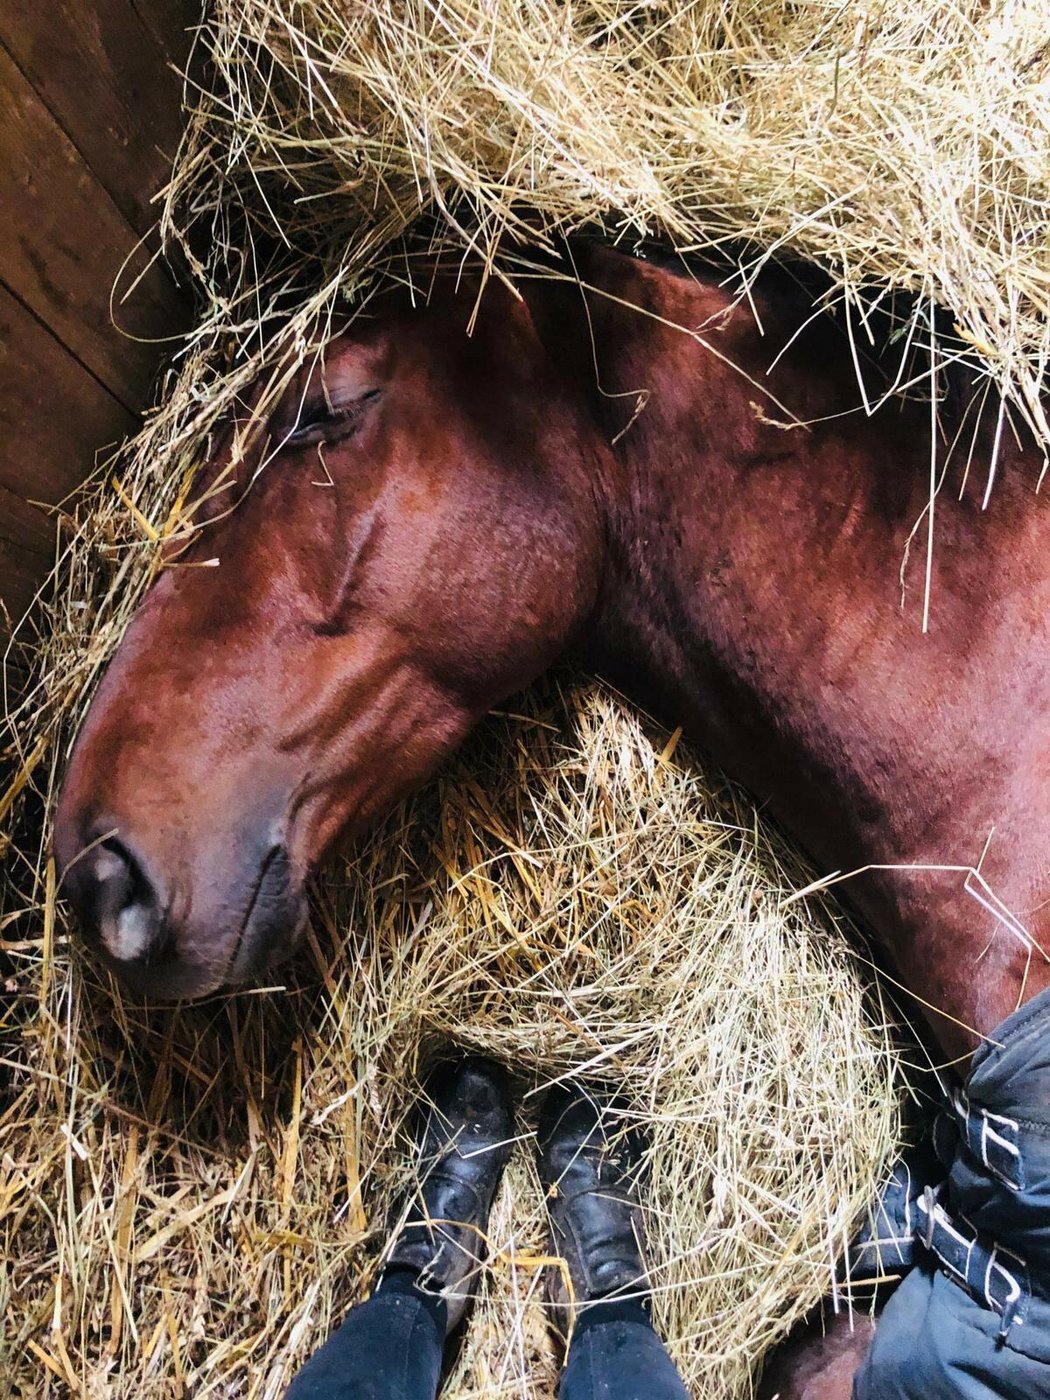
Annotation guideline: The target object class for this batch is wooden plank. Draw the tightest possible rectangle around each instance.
[129,0,202,67]
[0,533,55,634]
[0,41,188,411]
[0,480,55,560]
[0,506,54,652]
[0,282,137,632]
[0,1,188,236]
[0,282,135,509]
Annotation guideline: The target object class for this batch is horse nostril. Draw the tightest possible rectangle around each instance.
[81,837,164,966]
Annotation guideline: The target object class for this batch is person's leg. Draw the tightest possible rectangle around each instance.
[284,1270,446,1400]
[284,1057,514,1399]
[538,1085,690,1400]
[856,988,1050,1398]
[559,1299,689,1400]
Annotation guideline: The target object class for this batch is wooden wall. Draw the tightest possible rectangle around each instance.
[0,1,198,634]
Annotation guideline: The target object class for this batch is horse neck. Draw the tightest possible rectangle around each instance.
[575,249,847,741]
[567,250,1050,1058]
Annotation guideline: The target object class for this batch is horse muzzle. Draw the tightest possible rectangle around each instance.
[55,822,306,1000]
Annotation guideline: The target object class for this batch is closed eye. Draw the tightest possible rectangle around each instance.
[286,388,383,447]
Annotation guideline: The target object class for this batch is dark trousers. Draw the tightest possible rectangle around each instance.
[284,1273,690,1400]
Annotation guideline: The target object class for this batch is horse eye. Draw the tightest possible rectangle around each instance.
[287,389,382,446]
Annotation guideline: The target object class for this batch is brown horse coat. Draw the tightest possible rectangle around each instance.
[56,243,1050,1051]
[54,243,1050,1395]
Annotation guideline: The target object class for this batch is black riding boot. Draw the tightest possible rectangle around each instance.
[284,1056,514,1399]
[538,1085,690,1400]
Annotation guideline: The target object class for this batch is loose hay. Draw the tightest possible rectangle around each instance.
[1,681,906,1398]
[7,0,1014,1392]
[10,0,1050,831]
[11,0,1049,799]
[160,0,1050,456]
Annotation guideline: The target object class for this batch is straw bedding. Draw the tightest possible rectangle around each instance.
[12,0,1047,1392]
[157,0,1050,451]
[2,680,905,1398]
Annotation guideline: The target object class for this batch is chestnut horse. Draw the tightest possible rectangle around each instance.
[54,243,1050,1396]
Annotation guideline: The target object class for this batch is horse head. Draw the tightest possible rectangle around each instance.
[55,275,609,997]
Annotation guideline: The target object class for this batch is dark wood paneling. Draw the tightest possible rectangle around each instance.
[0,531,53,633]
[0,481,52,565]
[129,0,201,66]
[0,6,195,640]
[0,283,136,512]
[0,42,187,411]
[0,284,138,625]
[0,1,189,235]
